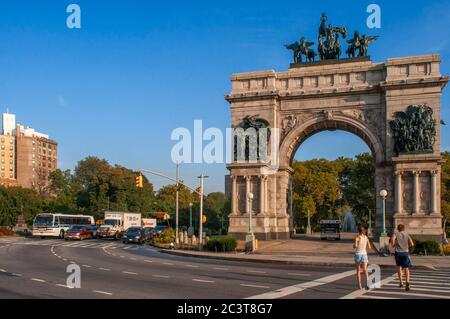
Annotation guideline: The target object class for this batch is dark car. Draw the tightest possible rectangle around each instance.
[65,225,93,241]
[152,225,170,237]
[123,227,146,244]
[86,225,100,238]
[142,227,154,243]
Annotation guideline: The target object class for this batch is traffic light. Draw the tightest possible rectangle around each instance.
[135,175,143,188]
[202,215,207,224]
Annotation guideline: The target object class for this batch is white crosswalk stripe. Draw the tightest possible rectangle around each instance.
[1,239,148,250]
[347,268,450,299]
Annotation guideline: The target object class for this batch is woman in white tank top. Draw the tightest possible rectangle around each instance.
[353,226,371,290]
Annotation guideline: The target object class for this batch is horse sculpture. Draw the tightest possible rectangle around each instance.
[285,39,317,63]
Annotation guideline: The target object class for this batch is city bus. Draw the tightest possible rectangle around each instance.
[32,213,95,238]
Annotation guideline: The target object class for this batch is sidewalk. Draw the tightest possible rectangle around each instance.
[161,234,450,271]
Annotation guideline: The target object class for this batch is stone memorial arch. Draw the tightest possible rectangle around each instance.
[226,54,448,240]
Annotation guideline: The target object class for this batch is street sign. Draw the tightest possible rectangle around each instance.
[187,226,194,237]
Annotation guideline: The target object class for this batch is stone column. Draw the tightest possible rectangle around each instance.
[245,176,252,214]
[231,175,238,216]
[413,170,421,215]
[259,175,267,216]
[430,170,438,215]
[394,171,403,215]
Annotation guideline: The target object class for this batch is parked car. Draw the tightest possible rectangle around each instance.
[86,225,100,238]
[123,227,147,244]
[65,225,93,241]
[152,225,170,237]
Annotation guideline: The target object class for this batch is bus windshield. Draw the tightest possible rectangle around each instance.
[34,215,53,227]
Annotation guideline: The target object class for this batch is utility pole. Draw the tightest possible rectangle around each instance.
[175,162,179,245]
[197,174,208,249]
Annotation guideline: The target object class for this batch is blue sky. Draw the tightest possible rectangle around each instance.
[0,0,449,193]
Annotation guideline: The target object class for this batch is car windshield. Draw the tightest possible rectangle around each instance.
[126,228,141,233]
[34,215,53,227]
[104,219,119,226]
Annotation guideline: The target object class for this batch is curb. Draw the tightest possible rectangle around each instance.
[160,249,436,271]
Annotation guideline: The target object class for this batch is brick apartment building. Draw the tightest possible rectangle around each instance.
[0,112,58,190]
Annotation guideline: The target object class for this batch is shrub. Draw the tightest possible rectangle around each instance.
[0,227,15,237]
[156,229,175,243]
[205,236,237,252]
[412,240,441,255]
[442,245,450,256]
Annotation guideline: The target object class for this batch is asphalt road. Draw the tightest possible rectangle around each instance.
[1,237,449,299]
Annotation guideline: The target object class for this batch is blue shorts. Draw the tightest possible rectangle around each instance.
[395,252,412,268]
[354,253,369,264]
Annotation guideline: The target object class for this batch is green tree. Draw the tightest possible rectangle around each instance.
[339,152,375,225]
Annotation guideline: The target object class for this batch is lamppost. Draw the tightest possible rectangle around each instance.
[380,190,388,236]
[247,192,254,235]
[379,189,389,256]
[197,174,208,250]
[368,208,372,237]
[246,192,256,252]
[189,203,193,229]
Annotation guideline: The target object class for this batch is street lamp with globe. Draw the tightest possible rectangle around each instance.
[379,189,388,236]
[379,189,389,256]
[246,192,256,252]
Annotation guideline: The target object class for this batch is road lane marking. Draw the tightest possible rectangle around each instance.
[10,273,22,277]
[56,284,74,289]
[240,284,270,289]
[144,260,153,263]
[192,279,215,283]
[383,286,450,294]
[368,290,450,299]
[186,265,199,268]
[360,295,400,299]
[0,269,6,272]
[341,274,397,299]
[120,256,125,258]
[163,262,174,266]
[248,270,355,299]
[384,283,450,291]
[213,267,229,271]
[392,279,450,286]
[31,278,46,283]
[99,268,111,271]
[122,271,138,275]
[93,290,113,296]
[288,273,312,277]
[130,258,137,261]
[153,275,170,278]
[82,265,92,268]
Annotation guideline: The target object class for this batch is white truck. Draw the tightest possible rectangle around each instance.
[97,212,142,239]
[142,218,157,228]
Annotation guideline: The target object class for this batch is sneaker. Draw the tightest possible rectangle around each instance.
[405,283,410,292]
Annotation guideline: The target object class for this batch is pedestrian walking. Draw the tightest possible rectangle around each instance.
[391,224,414,291]
[353,226,371,290]
[390,224,414,291]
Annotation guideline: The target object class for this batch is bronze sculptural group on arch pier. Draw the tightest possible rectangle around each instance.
[285,13,378,64]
